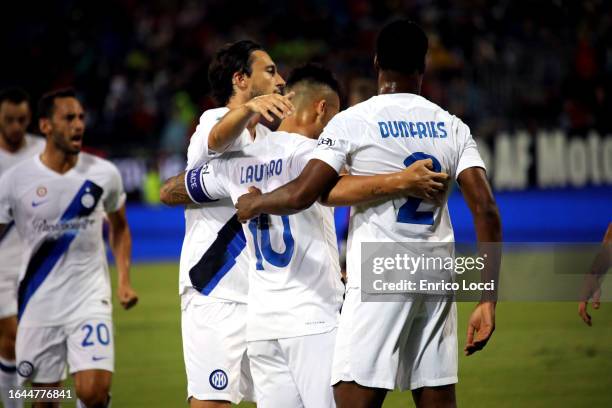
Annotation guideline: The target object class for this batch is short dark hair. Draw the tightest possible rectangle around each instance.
[286,63,340,95]
[208,40,263,106]
[0,87,30,107]
[376,20,428,75]
[38,88,77,119]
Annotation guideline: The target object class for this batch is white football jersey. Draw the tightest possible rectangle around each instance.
[0,153,126,327]
[187,131,344,341]
[0,134,46,295]
[179,107,270,303]
[313,93,486,287]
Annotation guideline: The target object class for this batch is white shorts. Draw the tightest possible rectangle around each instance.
[247,329,337,408]
[332,288,457,391]
[181,291,254,404]
[16,317,114,384]
[0,282,17,319]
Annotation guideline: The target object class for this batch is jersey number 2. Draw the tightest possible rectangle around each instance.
[397,152,441,225]
[248,214,295,270]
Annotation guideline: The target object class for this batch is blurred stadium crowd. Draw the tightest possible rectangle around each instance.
[3,0,611,157]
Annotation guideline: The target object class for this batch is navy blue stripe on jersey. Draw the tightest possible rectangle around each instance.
[0,221,15,244]
[185,166,218,204]
[17,180,103,321]
[0,360,16,373]
[189,214,246,295]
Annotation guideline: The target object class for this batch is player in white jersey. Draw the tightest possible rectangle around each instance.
[235,21,502,408]
[0,87,45,408]
[160,40,295,407]
[165,64,450,407]
[0,89,138,408]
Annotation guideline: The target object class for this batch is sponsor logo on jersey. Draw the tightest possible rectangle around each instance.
[17,361,34,378]
[32,218,96,235]
[318,137,335,147]
[31,200,49,207]
[209,369,228,390]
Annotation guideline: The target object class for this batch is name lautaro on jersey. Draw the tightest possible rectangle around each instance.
[240,159,283,184]
[378,121,448,139]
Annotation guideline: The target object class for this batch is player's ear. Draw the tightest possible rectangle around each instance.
[233,71,248,91]
[315,99,327,118]
[39,118,51,136]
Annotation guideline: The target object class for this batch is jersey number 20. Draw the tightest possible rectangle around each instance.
[397,152,441,225]
[248,214,295,270]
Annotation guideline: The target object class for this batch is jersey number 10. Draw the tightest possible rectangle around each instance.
[248,214,295,270]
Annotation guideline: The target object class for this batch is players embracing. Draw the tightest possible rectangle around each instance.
[232,20,502,408]
[161,32,465,408]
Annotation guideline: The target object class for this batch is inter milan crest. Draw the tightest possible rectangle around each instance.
[209,369,228,390]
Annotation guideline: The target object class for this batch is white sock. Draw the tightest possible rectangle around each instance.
[0,356,22,408]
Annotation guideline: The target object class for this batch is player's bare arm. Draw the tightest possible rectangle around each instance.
[578,222,612,326]
[107,204,138,310]
[236,159,340,222]
[457,167,502,356]
[160,171,191,206]
[208,92,295,153]
[321,158,449,207]
[235,158,450,222]
[0,223,6,237]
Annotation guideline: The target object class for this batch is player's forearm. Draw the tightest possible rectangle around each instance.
[473,203,502,303]
[321,173,404,206]
[255,181,316,215]
[109,220,133,286]
[160,171,192,206]
[208,105,255,152]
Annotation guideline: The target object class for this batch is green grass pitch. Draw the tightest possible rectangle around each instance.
[105,262,612,407]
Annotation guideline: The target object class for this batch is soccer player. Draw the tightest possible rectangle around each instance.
[578,222,612,326]
[170,64,449,407]
[0,87,45,408]
[235,21,502,408]
[0,88,138,408]
[162,40,293,408]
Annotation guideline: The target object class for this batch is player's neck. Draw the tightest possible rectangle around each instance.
[40,145,78,174]
[0,133,25,153]
[377,71,422,95]
[277,114,317,139]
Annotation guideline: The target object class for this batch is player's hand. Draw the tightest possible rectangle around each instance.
[395,159,449,204]
[236,186,263,223]
[579,288,601,326]
[244,92,295,122]
[465,301,495,356]
[117,284,139,310]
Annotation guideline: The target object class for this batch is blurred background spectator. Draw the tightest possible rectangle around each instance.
[3,0,611,157]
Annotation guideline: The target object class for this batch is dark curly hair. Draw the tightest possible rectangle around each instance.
[208,40,263,106]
